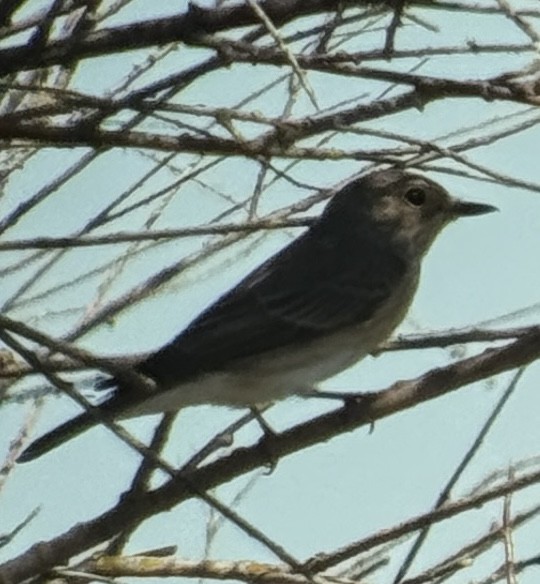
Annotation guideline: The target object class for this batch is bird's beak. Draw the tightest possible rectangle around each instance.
[449,199,498,218]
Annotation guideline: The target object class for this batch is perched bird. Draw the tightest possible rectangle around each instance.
[19,168,496,462]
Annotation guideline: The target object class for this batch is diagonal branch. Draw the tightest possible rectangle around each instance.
[2,327,540,582]
[0,0,377,75]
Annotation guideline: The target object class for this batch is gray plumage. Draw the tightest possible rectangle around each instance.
[19,168,496,462]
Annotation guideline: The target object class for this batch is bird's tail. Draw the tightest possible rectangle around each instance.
[18,411,96,463]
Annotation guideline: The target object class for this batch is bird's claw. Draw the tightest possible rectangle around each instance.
[251,407,279,473]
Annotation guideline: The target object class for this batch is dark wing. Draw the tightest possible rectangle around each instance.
[134,223,407,387]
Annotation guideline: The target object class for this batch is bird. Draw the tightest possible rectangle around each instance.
[19,168,497,462]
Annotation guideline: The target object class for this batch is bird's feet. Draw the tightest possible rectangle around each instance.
[301,389,376,432]
[301,388,366,403]
[250,407,280,473]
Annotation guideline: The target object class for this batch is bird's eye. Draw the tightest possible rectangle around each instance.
[404,188,426,207]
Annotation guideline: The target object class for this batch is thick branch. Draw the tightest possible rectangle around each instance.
[0,0,370,75]
[2,328,540,582]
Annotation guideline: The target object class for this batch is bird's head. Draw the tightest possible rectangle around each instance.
[322,168,497,260]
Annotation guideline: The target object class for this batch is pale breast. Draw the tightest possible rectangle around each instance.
[124,265,420,414]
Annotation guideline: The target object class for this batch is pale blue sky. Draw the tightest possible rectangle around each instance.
[1,2,540,583]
